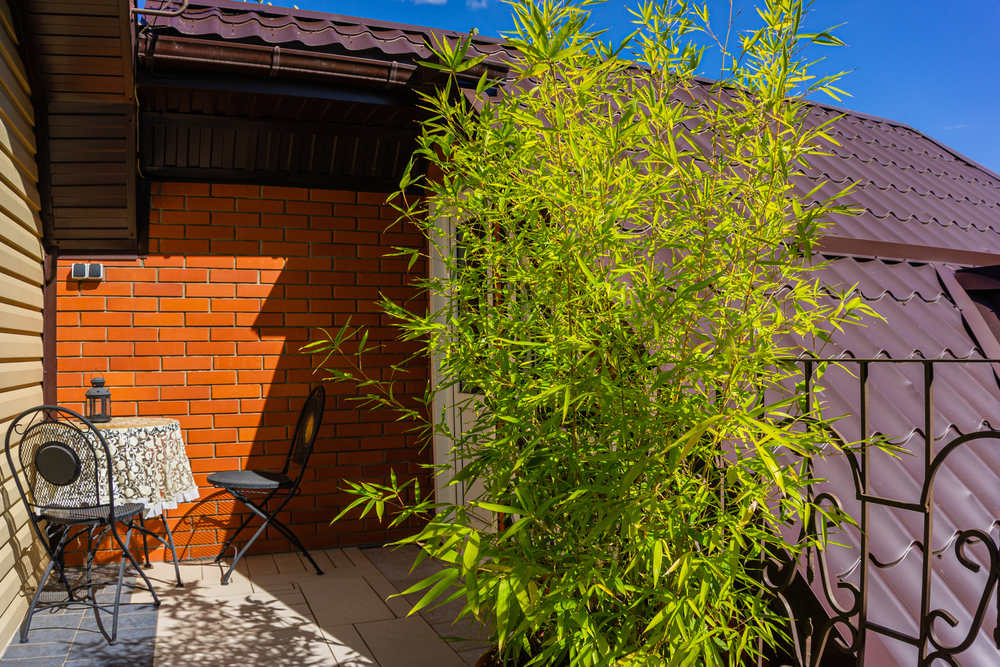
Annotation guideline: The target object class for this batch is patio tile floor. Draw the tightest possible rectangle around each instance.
[1,546,490,666]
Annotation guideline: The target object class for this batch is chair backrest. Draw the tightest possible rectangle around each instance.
[3,406,116,515]
[284,386,325,477]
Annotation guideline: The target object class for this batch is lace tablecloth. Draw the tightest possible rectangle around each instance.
[93,417,199,518]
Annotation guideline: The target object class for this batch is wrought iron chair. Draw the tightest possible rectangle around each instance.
[208,385,326,584]
[3,406,160,645]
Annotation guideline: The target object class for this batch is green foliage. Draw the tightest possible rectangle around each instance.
[305,1,880,664]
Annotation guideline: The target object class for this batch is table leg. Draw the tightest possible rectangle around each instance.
[138,515,152,568]
[160,510,183,588]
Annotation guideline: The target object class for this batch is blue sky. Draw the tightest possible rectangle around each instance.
[284,0,1000,173]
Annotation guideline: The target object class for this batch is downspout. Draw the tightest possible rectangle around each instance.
[42,251,57,405]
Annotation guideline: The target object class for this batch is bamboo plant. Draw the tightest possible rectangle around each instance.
[305,1,879,664]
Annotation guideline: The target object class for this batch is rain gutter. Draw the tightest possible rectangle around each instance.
[136,33,418,89]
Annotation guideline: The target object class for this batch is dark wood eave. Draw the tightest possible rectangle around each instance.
[11,0,138,254]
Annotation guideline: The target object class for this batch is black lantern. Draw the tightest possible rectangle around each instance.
[85,375,112,424]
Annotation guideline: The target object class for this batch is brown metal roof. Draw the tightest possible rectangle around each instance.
[139,0,512,65]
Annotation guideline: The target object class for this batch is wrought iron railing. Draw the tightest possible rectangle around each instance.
[764,358,1000,667]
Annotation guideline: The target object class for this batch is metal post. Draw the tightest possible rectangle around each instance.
[857,361,870,667]
[919,361,935,663]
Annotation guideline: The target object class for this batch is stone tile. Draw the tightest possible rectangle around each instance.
[362,545,443,592]
[298,550,334,572]
[1,640,71,660]
[0,658,70,667]
[66,635,155,663]
[302,577,395,628]
[66,660,153,667]
[356,616,467,667]
[17,627,78,644]
[325,549,354,570]
[153,639,338,667]
[364,573,411,618]
[458,647,488,666]
[246,554,279,576]
[156,590,312,634]
[273,551,306,574]
[408,593,466,627]
[25,611,83,630]
[320,624,379,667]
[79,611,158,631]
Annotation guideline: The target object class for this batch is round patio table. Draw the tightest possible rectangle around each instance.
[93,417,199,518]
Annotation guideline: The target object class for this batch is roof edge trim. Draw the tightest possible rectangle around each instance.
[818,236,1000,267]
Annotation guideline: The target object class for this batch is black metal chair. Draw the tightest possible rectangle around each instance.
[208,385,326,584]
[3,406,160,645]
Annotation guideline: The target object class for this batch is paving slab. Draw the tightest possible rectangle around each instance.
[356,616,468,667]
[303,577,396,628]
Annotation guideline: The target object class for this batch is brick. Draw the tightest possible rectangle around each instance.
[161,298,210,312]
[82,342,132,356]
[286,229,331,243]
[210,298,260,312]
[162,386,210,400]
[235,256,284,270]
[184,256,235,268]
[262,186,309,200]
[58,327,106,341]
[236,226,283,241]
[209,269,258,283]
[135,283,183,297]
[142,255,185,268]
[151,195,184,209]
[58,296,105,311]
[190,399,239,414]
[104,297,157,312]
[134,312,184,327]
[236,198,284,213]
[262,241,309,256]
[152,224,184,239]
[310,189,355,203]
[161,209,211,226]
[357,192,392,206]
[287,201,332,216]
[261,214,308,229]
[188,428,237,444]
[334,203,380,218]
[214,356,262,370]
[212,240,259,255]
[186,313,235,327]
[187,342,235,356]
[160,328,210,341]
[187,197,235,211]
[213,385,259,399]
[163,356,212,370]
[107,327,158,342]
[186,283,235,298]
[138,401,188,416]
[161,182,211,196]
[212,184,260,198]
[187,371,237,385]
[160,239,210,254]
[236,284,279,298]
[160,268,209,282]
[136,372,185,386]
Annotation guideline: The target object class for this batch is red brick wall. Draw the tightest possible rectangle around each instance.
[56,183,430,561]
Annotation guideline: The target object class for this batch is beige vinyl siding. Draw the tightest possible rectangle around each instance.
[0,0,47,652]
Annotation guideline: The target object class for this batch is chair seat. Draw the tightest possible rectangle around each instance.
[207,470,292,490]
[40,503,144,525]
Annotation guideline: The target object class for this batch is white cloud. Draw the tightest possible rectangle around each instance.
[943,124,970,131]
[396,0,447,5]
[467,0,488,8]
